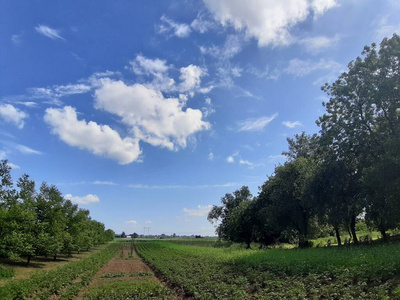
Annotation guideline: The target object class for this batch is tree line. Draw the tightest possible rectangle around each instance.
[208,34,400,248]
[0,161,114,263]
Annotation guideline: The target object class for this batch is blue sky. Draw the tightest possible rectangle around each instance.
[1,0,399,236]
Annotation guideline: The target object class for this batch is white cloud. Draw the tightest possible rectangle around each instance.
[285,58,342,77]
[190,14,215,33]
[227,156,235,163]
[202,0,337,47]
[268,154,287,163]
[283,121,303,128]
[183,205,213,217]
[237,113,278,132]
[0,104,28,129]
[298,35,340,54]
[208,152,214,160]
[35,25,65,40]
[0,151,6,160]
[93,181,118,186]
[131,55,169,78]
[16,144,42,155]
[179,65,206,92]
[11,34,22,44]
[374,16,400,41]
[44,106,142,165]
[128,182,237,189]
[94,79,210,151]
[65,193,100,205]
[125,220,137,224]
[239,159,254,167]
[159,15,191,38]
[200,34,244,59]
[311,0,338,18]
[7,162,20,169]
[145,220,152,224]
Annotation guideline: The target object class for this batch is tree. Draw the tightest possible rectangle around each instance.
[208,186,254,247]
[259,158,317,247]
[318,34,400,243]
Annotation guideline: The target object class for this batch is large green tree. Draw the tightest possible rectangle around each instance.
[318,34,400,242]
[208,186,254,247]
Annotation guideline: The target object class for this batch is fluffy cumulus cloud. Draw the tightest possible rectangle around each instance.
[202,0,337,47]
[0,104,28,129]
[44,106,141,164]
[183,205,213,217]
[179,65,206,92]
[94,79,210,150]
[65,193,100,205]
[237,113,278,131]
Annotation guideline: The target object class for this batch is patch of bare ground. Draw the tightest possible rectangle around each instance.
[76,245,190,299]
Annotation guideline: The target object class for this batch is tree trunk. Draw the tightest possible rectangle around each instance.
[334,226,342,246]
[350,216,358,245]
[27,255,31,265]
[380,228,388,241]
[53,254,57,260]
[246,240,251,249]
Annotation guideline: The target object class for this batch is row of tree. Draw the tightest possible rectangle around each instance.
[209,34,400,248]
[0,161,114,263]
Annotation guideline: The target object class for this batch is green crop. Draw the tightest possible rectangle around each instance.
[0,242,119,299]
[136,240,400,299]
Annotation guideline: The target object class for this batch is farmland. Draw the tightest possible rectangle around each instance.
[136,239,400,299]
[1,238,400,299]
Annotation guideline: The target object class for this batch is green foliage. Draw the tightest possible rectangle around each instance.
[0,242,119,299]
[0,161,115,263]
[0,265,14,279]
[83,280,171,300]
[137,240,400,299]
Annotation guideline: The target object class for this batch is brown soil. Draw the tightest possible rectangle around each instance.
[75,245,166,298]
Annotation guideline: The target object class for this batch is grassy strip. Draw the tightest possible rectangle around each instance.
[136,240,400,299]
[83,279,171,299]
[0,265,14,280]
[0,242,119,300]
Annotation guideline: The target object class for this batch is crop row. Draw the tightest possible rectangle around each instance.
[136,241,400,299]
[0,242,120,299]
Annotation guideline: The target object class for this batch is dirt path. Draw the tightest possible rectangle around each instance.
[75,244,187,299]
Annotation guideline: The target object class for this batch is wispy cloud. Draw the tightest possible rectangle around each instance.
[237,113,278,132]
[16,144,42,155]
[282,121,302,128]
[183,205,213,217]
[35,25,65,40]
[285,58,342,77]
[158,15,191,38]
[125,220,137,224]
[298,35,340,54]
[93,180,118,186]
[128,182,238,189]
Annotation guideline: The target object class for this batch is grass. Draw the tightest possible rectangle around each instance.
[136,240,400,299]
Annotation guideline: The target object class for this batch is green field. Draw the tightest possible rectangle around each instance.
[136,239,400,299]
